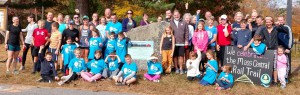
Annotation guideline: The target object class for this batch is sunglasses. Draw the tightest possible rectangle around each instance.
[74,17,79,19]
[127,13,133,14]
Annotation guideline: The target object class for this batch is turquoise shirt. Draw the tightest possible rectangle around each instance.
[105,21,122,36]
[202,60,218,84]
[121,62,138,78]
[58,23,67,33]
[87,59,106,74]
[147,61,163,75]
[88,37,102,59]
[251,42,266,55]
[68,58,86,73]
[116,38,127,63]
[218,72,234,85]
[61,44,77,65]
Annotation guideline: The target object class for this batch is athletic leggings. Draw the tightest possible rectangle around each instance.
[22,43,34,66]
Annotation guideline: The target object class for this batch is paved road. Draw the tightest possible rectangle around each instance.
[0,84,135,95]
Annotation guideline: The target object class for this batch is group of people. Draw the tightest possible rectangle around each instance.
[158,7,293,89]
[4,4,293,90]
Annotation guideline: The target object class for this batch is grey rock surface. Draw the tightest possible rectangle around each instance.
[127,22,170,70]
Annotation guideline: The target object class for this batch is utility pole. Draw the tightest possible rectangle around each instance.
[287,0,292,27]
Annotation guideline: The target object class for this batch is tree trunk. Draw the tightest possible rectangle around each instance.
[76,0,89,17]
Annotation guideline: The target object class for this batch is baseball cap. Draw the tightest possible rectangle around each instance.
[69,20,75,25]
[82,15,89,20]
[220,14,227,20]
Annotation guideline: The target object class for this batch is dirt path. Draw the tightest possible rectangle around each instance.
[0,84,135,95]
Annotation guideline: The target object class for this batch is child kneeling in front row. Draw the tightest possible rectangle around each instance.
[199,50,218,86]
[58,48,86,86]
[215,64,234,90]
[144,53,163,82]
[37,45,59,83]
[186,49,202,81]
[113,54,138,86]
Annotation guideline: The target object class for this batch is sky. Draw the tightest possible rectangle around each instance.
[277,0,300,8]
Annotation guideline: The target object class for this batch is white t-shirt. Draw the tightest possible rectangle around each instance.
[186,50,202,77]
[96,24,107,42]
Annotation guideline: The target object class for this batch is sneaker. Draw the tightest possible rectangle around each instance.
[13,70,19,75]
[180,70,184,75]
[19,66,25,71]
[115,82,124,86]
[281,85,286,89]
[60,76,67,80]
[48,80,52,83]
[58,81,64,86]
[216,87,222,90]
[153,80,160,83]
[175,69,180,74]
[272,82,278,86]
[143,78,147,80]
[36,78,43,82]
[6,70,10,74]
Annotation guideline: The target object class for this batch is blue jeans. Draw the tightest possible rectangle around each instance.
[199,79,210,86]
[216,79,233,89]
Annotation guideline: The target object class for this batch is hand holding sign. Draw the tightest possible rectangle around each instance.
[237,45,243,49]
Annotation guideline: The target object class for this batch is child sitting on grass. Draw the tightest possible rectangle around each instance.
[113,54,138,86]
[37,45,59,83]
[186,49,202,81]
[58,48,86,86]
[199,50,218,86]
[81,50,106,82]
[102,52,122,79]
[215,64,234,90]
[144,53,163,82]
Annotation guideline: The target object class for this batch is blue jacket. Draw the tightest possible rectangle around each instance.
[277,25,293,49]
[237,29,252,46]
[122,18,137,32]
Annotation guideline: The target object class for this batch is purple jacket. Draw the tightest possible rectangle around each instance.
[140,20,149,26]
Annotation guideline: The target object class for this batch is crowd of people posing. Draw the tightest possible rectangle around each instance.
[4,5,293,90]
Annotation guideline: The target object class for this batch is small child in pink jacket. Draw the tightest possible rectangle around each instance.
[275,46,288,89]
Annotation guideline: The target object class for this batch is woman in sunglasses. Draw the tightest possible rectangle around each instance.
[121,10,137,32]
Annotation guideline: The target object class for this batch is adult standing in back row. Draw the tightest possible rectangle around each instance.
[170,10,189,74]
[122,10,137,32]
[216,15,232,68]
[20,14,38,71]
[106,13,122,38]
[5,16,25,74]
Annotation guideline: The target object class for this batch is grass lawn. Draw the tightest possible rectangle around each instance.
[0,44,300,95]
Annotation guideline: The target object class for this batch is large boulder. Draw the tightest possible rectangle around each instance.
[127,22,170,70]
